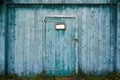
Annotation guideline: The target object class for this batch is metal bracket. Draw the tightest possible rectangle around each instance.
[73,38,79,42]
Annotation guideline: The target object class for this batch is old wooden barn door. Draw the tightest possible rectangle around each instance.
[6,4,117,76]
[44,17,76,75]
[6,5,78,76]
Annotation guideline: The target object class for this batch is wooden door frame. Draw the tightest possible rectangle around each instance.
[43,15,79,74]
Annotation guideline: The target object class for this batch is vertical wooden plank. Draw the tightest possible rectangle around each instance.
[23,7,30,76]
[97,6,106,74]
[93,6,100,74]
[55,28,60,75]
[84,6,91,73]
[30,7,35,76]
[77,5,81,72]
[52,20,56,75]
[21,7,27,76]
[80,7,87,73]
[89,6,93,73]
[45,21,53,74]
[22,7,28,76]
[89,6,98,73]
[109,5,117,72]
[25,8,34,76]
[104,6,112,72]
[15,7,23,75]
[116,2,120,72]
[98,6,108,74]
[87,6,92,73]
[92,6,99,73]
[0,4,5,76]
[23,7,32,76]
[33,5,43,74]
[7,6,16,74]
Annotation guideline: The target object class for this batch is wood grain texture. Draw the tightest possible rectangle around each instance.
[7,5,43,76]
[6,5,117,76]
[44,17,76,75]
[0,4,5,76]
[117,3,120,72]
[6,0,117,4]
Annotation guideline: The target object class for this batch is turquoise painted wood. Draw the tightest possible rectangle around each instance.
[6,5,117,76]
[117,2,120,72]
[7,6,43,76]
[0,4,5,76]
[6,0,118,4]
[44,17,76,76]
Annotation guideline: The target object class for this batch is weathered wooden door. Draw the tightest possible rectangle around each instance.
[44,17,77,75]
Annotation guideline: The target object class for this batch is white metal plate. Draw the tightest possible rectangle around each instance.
[56,24,65,30]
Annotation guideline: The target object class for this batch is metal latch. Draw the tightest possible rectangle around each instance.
[73,38,78,52]
[73,38,78,42]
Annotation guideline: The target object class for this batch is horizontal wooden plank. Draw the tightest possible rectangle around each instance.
[6,0,118,4]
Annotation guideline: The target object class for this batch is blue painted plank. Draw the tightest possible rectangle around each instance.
[7,7,16,74]
[6,0,117,3]
[79,7,87,73]
[0,4,5,76]
[116,3,120,72]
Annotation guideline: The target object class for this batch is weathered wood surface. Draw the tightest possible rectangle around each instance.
[6,0,117,4]
[7,5,117,76]
[0,4,5,76]
[44,17,76,75]
[117,3,120,72]
[78,5,117,74]
[7,6,43,76]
